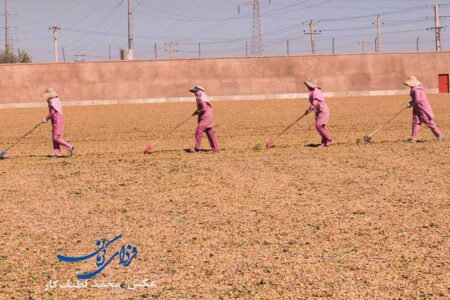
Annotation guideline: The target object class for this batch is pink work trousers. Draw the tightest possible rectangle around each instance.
[51,112,73,156]
[411,111,442,140]
[316,123,332,145]
[315,112,332,145]
[195,125,218,152]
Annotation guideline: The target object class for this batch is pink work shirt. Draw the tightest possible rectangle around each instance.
[308,88,330,125]
[46,97,64,135]
[410,84,434,119]
[195,91,214,128]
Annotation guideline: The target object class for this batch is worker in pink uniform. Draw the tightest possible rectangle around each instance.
[189,86,219,152]
[42,88,76,158]
[403,76,445,143]
[304,80,333,147]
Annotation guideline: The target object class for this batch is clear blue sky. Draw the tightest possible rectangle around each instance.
[4,0,450,62]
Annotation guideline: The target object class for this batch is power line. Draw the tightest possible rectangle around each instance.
[319,5,429,23]
[60,0,123,49]
[7,0,450,60]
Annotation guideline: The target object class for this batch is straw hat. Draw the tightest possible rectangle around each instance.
[44,88,58,99]
[304,79,319,89]
[189,86,205,93]
[403,76,422,87]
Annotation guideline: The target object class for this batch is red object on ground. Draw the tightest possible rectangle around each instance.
[144,145,153,154]
[266,139,274,149]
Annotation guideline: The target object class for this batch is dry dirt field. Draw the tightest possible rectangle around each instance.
[0,95,449,299]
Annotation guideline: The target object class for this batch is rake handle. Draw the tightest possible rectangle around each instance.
[367,108,407,138]
[273,113,308,140]
[150,114,194,147]
[5,122,44,152]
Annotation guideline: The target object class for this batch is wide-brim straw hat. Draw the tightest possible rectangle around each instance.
[304,80,319,89]
[403,76,422,87]
[189,85,205,93]
[44,88,58,99]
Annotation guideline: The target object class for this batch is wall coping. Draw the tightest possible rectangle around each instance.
[0,89,433,110]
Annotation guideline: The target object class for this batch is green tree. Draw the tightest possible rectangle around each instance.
[0,49,32,63]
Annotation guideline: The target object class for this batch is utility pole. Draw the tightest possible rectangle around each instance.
[304,20,321,55]
[359,41,369,53]
[154,42,157,60]
[332,38,335,54]
[434,4,441,51]
[427,4,443,51]
[119,0,134,60]
[198,42,201,58]
[375,15,382,53]
[245,41,248,56]
[164,41,178,58]
[49,25,60,62]
[416,37,420,52]
[4,0,10,52]
[74,53,85,62]
[61,47,65,62]
[286,40,289,56]
[128,0,133,51]
[108,45,111,61]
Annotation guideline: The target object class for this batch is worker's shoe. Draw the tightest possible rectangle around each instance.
[437,135,446,142]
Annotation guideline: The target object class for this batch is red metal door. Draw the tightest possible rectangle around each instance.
[438,74,449,93]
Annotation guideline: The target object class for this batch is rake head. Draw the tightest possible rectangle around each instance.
[265,139,275,149]
[252,144,262,151]
[0,151,7,160]
[363,135,373,143]
[144,145,153,154]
